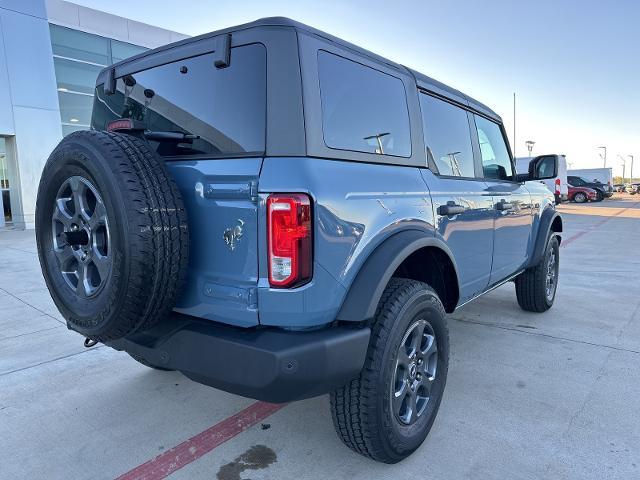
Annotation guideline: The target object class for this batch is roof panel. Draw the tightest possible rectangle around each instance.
[105,16,501,122]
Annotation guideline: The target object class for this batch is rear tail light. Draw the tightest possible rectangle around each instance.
[267,194,312,288]
[555,178,561,195]
[106,118,144,132]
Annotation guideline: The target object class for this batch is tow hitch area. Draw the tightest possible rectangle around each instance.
[107,313,371,403]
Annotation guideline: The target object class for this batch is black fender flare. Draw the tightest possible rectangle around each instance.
[336,230,459,322]
[526,209,562,268]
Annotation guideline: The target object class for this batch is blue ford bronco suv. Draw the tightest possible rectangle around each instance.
[36,18,562,463]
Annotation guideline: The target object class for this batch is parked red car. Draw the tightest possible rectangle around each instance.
[568,185,598,203]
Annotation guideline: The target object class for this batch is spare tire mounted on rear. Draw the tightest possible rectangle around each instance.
[35,130,189,342]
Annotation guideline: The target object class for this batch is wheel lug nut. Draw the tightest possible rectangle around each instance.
[417,358,423,365]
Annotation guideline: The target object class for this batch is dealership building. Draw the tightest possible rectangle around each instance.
[0,0,187,229]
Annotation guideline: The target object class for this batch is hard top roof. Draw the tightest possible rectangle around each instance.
[108,16,501,122]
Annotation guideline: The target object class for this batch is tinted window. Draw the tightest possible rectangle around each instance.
[568,176,586,186]
[318,51,411,157]
[475,115,513,180]
[419,93,475,177]
[92,44,266,158]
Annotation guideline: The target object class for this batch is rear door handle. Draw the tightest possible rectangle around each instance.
[496,201,514,211]
[437,204,465,216]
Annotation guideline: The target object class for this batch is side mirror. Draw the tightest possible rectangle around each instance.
[528,156,557,181]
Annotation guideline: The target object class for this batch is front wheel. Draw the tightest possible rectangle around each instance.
[330,279,449,463]
[515,236,559,312]
[594,190,604,202]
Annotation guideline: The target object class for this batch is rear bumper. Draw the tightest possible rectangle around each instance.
[107,314,370,403]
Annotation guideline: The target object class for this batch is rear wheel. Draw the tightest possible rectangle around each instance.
[573,192,587,203]
[330,278,449,463]
[515,236,559,312]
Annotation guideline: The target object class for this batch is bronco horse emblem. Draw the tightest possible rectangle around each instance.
[223,219,244,251]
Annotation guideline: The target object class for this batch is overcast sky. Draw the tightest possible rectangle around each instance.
[71,0,639,177]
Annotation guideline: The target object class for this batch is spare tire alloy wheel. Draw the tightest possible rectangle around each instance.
[52,176,111,298]
[36,130,189,343]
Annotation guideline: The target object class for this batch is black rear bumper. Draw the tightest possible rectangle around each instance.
[107,314,370,403]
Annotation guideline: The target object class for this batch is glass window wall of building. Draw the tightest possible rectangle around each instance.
[1,137,11,225]
[50,25,148,136]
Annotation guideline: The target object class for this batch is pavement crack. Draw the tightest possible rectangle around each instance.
[0,286,65,325]
[0,346,103,377]
[0,325,63,342]
[451,317,640,355]
[543,347,615,476]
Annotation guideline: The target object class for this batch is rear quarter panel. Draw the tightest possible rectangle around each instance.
[258,157,436,328]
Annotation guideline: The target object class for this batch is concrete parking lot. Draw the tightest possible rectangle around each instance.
[1,196,639,480]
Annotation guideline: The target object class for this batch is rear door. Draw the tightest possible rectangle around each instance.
[418,92,494,303]
[92,43,267,326]
[472,114,533,284]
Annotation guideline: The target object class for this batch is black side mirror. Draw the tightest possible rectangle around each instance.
[528,155,557,181]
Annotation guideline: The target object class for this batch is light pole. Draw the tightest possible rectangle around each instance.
[525,140,535,156]
[598,146,607,167]
[619,155,626,184]
[629,155,634,183]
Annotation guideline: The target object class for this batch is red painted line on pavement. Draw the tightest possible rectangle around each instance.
[561,201,639,248]
[117,200,639,479]
[560,229,588,248]
[116,401,286,480]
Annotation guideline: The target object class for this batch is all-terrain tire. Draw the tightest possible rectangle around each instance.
[515,236,559,312]
[330,278,449,463]
[35,130,189,342]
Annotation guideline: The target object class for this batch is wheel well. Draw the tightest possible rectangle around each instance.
[551,215,563,244]
[392,247,459,313]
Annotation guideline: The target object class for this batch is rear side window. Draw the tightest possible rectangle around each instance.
[474,115,514,180]
[317,51,411,157]
[419,93,475,178]
[92,43,266,158]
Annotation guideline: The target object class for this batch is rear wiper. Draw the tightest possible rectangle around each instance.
[143,131,200,143]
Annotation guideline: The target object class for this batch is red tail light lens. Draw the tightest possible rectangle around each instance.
[267,194,312,288]
[555,178,561,195]
[107,119,134,132]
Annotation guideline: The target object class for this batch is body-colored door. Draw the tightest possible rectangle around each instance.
[418,93,495,303]
[472,115,533,284]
